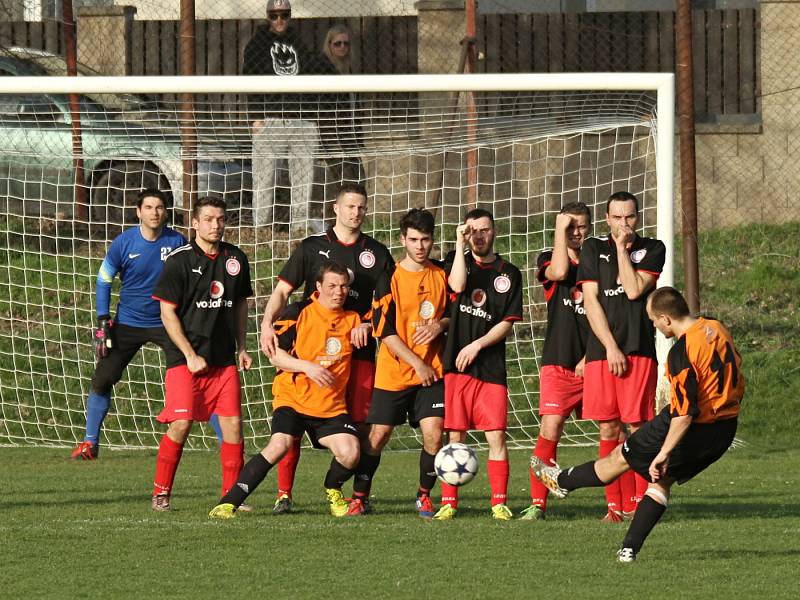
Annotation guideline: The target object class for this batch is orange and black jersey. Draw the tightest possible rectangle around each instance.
[537,250,589,369]
[667,317,745,424]
[277,227,393,362]
[272,294,362,418]
[372,260,449,391]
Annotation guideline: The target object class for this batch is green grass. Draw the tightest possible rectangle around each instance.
[4,445,798,599]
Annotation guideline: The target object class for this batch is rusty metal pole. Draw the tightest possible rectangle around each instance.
[179,0,197,229]
[676,0,700,312]
[62,0,87,221]
[465,0,478,210]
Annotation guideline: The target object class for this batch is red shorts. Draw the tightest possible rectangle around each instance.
[582,355,656,424]
[346,359,375,424]
[539,365,583,418]
[158,364,242,423]
[444,372,508,431]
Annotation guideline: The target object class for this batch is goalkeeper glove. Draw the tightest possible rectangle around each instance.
[94,315,113,360]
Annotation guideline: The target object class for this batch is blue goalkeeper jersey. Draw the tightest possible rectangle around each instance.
[96,226,186,328]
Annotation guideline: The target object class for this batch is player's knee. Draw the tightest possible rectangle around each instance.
[167,420,193,443]
[90,375,116,397]
[645,485,670,507]
[368,427,392,452]
[598,420,621,440]
[336,442,360,469]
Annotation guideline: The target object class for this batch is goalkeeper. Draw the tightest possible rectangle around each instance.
[71,189,222,459]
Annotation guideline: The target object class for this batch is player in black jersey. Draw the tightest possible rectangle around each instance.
[259,183,393,513]
[150,197,254,512]
[521,202,591,521]
[434,208,523,521]
[577,191,666,521]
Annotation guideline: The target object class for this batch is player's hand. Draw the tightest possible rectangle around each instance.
[413,360,438,387]
[606,346,627,377]
[648,450,670,482]
[554,212,575,232]
[350,323,371,349]
[94,316,113,360]
[238,350,253,371]
[412,320,443,346]
[612,224,635,249]
[186,354,208,375]
[304,362,335,388]
[455,341,481,372]
[260,322,278,357]
[455,223,472,246]
[574,357,586,378]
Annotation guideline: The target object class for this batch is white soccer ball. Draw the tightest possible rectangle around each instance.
[434,442,479,487]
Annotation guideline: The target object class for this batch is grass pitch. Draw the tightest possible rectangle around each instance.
[4,445,798,599]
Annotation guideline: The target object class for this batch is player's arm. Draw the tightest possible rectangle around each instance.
[411,316,450,346]
[649,414,692,482]
[93,246,120,359]
[269,347,335,388]
[260,279,294,357]
[544,213,574,282]
[582,281,627,376]
[380,334,438,387]
[454,320,514,373]
[160,302,207,374]
[615,246,658,300]
[235,298,252,371]
[447,224,471,292]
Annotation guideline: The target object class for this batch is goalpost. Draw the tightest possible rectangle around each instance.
[0,72,674,451]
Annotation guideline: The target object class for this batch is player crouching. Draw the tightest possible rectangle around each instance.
[210,261,366,518]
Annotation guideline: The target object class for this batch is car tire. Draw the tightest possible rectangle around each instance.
[91,161,172,229]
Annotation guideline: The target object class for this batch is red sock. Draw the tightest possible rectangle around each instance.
[530,436,557,509]
[599,439,622,513]
[440,482,459,509]
[220,441,244,497]
[634,472,649,506]
[153,435,184,497]
[276,438,301,497]
[620,468,637,513]
[488,459,509,506]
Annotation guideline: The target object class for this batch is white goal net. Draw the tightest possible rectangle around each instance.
[0,73,674,451]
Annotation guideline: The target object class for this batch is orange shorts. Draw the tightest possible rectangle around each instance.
[539,365,583,418]
[582,355,656,424]
[158,364,241,423]
[346,359,375,424]
[444,372,508,432]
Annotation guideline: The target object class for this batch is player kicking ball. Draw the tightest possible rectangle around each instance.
[531,286,744,561]
[210,261,365,519]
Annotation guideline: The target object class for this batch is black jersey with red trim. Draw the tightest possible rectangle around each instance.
[576,235,665,362]
[442,250,523,386]
[153,240,253,368]
[278,227,393,361]
[536,250,588,369]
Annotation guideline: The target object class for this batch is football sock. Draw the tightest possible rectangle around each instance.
[440,482,459,509]
[419,449,438,491]
[153,435,184,496]
[530,435,558,508]
[208,414,224,444]
[84,391,111,443]
[620,469,637,513]
[621,495,667,553]
[557,461,604,490]
[219,453,273,508]
[219,441,244,496]
[352,452,381,496]
[277,438,302,497]
[599,439,623,512]
[324,458,355,490]
[488,459,509,506]
[634,472,650,505]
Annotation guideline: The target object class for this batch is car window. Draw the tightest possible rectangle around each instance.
[0,94,61,122]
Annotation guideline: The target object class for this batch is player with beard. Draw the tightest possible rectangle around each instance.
[433,209,523,521]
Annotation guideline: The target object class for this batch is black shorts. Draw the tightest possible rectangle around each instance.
[366,380,445,428]
[271,407,358,449]
[91,323,171,394]
[622,407,738,484]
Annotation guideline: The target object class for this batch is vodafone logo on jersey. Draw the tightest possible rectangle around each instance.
[210,281,225,299]
[347,268,355,284]
[471,288,487,308]
[570,287,583,304]
[226,257,241,276]
[493,274,511,294]
[630,249,647,264]
[358,250,375,269]
[196,280,233,309]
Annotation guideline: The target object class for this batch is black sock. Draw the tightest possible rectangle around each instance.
[622,495,667,553]
[219,453,272,508]
[352,453,381,496]
[324,457,355,490]
[557,461,605,490]
[419,449,437,492]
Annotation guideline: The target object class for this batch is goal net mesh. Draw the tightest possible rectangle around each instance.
[0,83,661,451]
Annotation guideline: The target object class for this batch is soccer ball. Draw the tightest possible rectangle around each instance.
[434,442,479,487]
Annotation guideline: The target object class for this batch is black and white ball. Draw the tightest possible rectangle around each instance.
[434,442,479,487]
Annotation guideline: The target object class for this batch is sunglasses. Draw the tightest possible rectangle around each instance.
[268,11,291,21]
[331,40,350,48]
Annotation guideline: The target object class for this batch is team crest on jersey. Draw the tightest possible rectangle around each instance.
[419,300,435,320]
[210,281,225,299]
[325,337,342,356]
[226,257,241,276]
[358,250,376,269]
[630,249,647,264]
[471,289,487,308]
[493,274,512,294]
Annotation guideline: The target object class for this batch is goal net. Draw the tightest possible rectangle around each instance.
[0,73,674,451]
